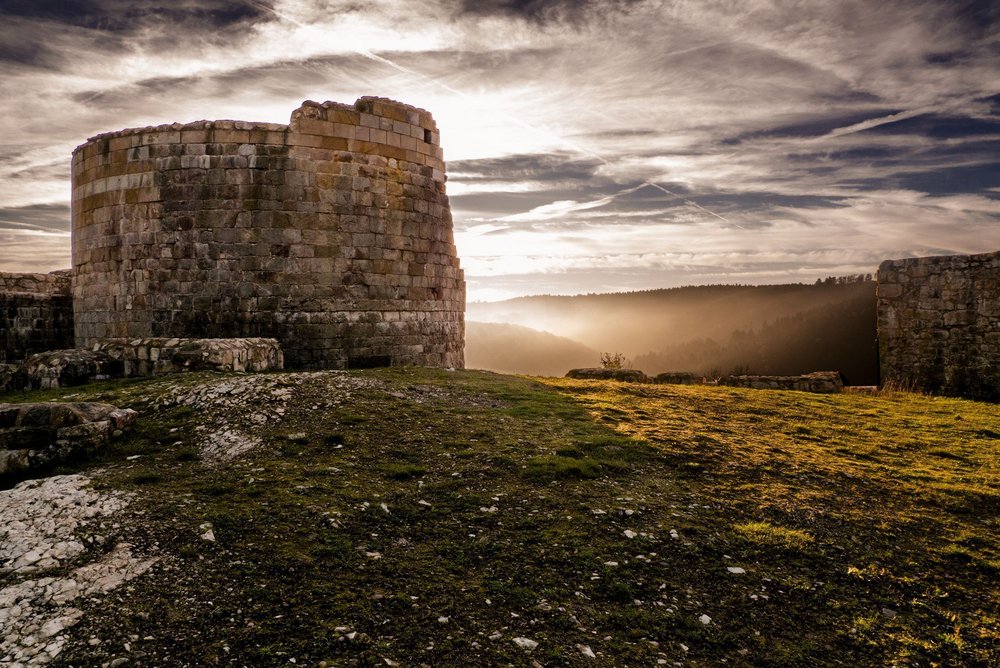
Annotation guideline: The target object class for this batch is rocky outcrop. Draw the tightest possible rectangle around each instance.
[0,474,156,665]
[0,402,137,478]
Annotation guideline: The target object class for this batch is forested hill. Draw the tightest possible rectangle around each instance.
[467,277,878,384]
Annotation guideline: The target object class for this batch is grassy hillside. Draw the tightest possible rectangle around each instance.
[4,369,998,666]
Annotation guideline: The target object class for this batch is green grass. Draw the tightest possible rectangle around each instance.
[3,368,996,666]
[732,520,814,550]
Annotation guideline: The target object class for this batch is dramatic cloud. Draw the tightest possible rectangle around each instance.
[0,0,997,299]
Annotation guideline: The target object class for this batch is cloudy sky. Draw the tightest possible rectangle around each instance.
[0,0,997,300]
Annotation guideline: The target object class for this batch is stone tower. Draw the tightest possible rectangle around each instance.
[71,97,464,369]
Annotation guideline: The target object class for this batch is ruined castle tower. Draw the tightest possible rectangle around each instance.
[70,97,464,369]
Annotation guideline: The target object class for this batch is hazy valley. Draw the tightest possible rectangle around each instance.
[468,278,878,384]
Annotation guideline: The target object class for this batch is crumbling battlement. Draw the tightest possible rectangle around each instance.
[0,270,71,296]
[878,251,1000,401]
[71,97,464,370]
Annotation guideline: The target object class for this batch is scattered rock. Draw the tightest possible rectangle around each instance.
[578,644,596,658]
[0,475,156,666]
[699,614,712,625]
[167,372,383,464]
[199,523,216,542]
[727,566,746,574]
[513,637,539,651]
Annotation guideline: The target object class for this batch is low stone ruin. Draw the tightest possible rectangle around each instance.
[566,368,844,394]
[94,337,283,377]
[4,338,284,392]
[652,372,702,385]
[718,371,844,393]
[565,368,649,382]
[21,349,123,390]
[0,402,137,478]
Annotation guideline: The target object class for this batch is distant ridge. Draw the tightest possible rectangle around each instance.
[467,278,877,383]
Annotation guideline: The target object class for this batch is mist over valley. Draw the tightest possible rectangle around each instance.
[467,277,878,384]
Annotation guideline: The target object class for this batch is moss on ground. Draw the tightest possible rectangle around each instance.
[2,368,996,666]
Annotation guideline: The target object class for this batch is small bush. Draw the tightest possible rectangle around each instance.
[600,352,628,370]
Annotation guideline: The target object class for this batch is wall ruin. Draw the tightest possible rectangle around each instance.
[0,271,74,363]
[877,251,1000,400]
[72,97,464,369]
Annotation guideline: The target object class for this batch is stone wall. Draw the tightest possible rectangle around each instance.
[877,251,1000,400]
[719,371,844,393]
[652,372,702,385]
[0,271,74,363]
[72,97,464,369]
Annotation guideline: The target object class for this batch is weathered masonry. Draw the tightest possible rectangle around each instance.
[877,251,1000,401]
[71,97,465,369]
[0,271,74,363]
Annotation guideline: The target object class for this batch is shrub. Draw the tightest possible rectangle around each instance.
[601,352,627,369]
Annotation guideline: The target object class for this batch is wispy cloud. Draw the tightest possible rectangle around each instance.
[0,0,996,294]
